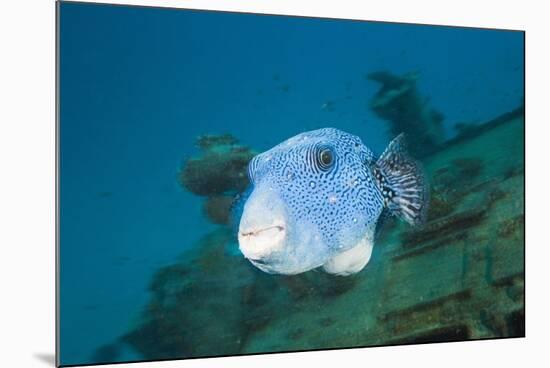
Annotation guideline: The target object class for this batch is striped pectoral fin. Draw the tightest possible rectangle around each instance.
[375,133,429,226]
[322,236,374,276]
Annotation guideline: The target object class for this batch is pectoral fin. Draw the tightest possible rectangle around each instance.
[374,133,429,226]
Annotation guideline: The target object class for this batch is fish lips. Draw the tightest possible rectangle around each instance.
[237,185,328,275]
[238,185,290,268]
[238,221,287,265]
[238,222,324,275]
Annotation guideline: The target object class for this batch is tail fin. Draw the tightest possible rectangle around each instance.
[374,134,429,226]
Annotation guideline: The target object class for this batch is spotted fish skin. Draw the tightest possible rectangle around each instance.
[248,128,382,251]
[238,127,428,276]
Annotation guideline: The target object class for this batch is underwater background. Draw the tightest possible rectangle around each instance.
[58,2,524,366]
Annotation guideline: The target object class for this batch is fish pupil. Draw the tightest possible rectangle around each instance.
[320,149,333,166]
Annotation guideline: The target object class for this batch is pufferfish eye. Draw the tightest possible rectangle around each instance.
[317,147,335,170]
[320,149,333,166]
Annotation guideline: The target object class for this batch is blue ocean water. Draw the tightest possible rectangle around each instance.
[58,2,523,365]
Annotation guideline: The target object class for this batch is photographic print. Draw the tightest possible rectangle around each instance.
[57,2,525,366]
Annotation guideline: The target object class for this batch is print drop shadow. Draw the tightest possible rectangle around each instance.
[33,353,55,366]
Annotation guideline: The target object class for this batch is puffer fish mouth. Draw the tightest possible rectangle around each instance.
[238,222,287,262]
[239,225,285,238]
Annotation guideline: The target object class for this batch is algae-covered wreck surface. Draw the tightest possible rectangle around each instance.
[120,108,524,360]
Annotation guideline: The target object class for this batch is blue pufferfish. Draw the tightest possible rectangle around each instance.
[237,128,428,276]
